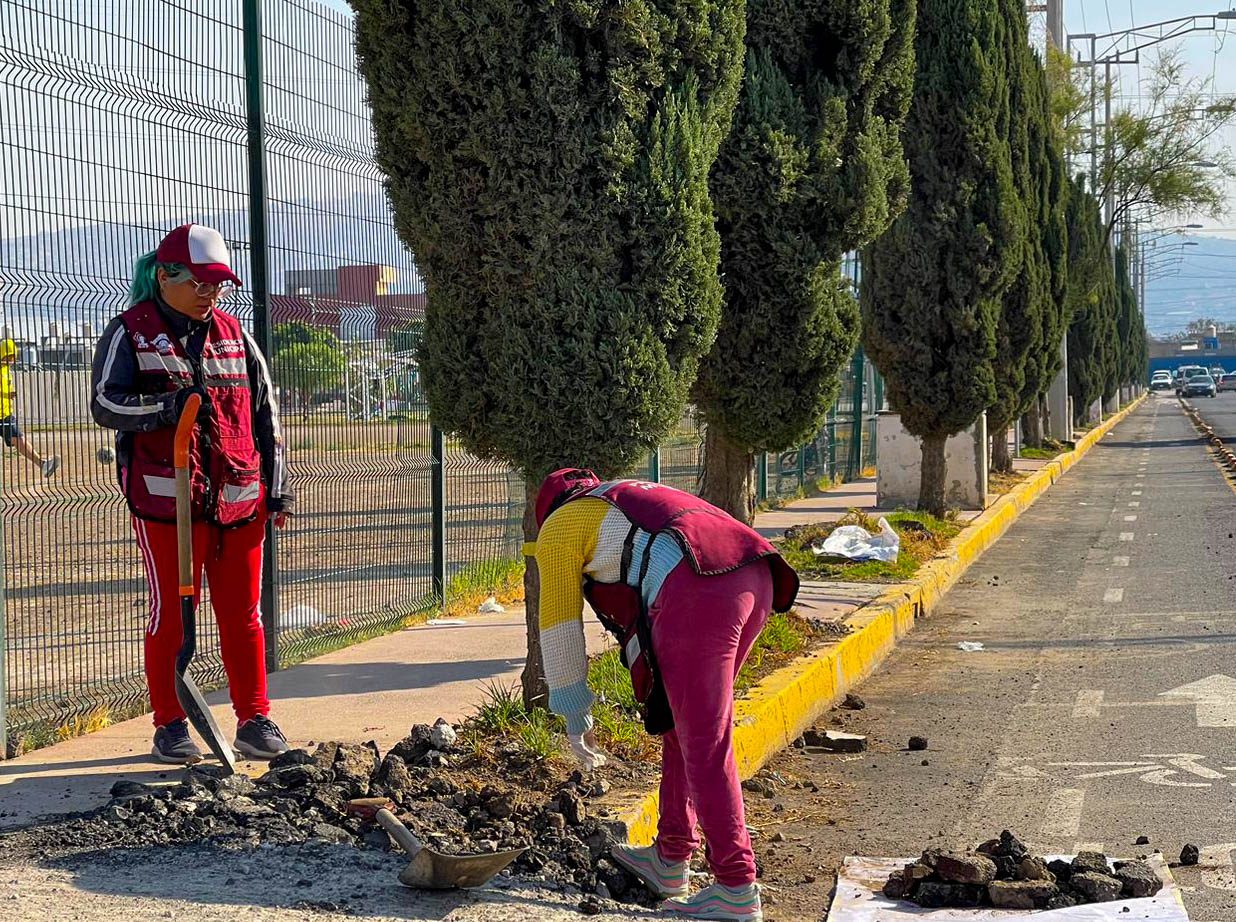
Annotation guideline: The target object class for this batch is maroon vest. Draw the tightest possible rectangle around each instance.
[120,301,263,526]
[583,480,800,612]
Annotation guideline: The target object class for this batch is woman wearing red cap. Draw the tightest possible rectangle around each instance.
[533,469,799,921]
[90,223,293,764]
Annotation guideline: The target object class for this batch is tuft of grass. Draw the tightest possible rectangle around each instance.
[777,509,963,583]
[735,612,814,696]
[461,681,566,765]
[988,470,1025,494]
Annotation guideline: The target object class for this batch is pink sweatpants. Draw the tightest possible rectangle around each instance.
[650,560,773,887]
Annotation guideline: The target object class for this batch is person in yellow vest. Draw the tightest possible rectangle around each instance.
[0,340,60,478]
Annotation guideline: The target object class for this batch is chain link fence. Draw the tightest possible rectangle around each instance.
[0,0,880,755]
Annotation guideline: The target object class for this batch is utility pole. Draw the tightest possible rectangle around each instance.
[1047,0,1064,47]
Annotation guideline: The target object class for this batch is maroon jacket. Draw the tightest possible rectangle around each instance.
[117,301,263,526]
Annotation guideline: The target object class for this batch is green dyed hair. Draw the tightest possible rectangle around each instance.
[128,251,190,305]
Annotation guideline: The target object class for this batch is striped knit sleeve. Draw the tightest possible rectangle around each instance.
[535,499,608,735]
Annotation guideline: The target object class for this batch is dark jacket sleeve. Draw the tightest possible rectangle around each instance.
[242,330,294,513]
[90,317,181,431]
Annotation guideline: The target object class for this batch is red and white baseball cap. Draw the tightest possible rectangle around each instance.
[155,223,243,287]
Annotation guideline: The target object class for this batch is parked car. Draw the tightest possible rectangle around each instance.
[1219,373,1236,393]
[1176,365,1207,394]
[1151,372,1173,391]
[1183,373,1218,398]
[1211,367,1227,381]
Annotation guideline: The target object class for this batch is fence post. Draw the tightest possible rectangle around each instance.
[0,484,7,758]
[756,453,768,503]
[796,446,806,492]
[243,0,280,673]
[431,425,447,607]
[847,350,865,480]
[648,447,661,484]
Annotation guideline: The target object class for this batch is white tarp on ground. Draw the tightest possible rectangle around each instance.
[814,517,901,562]
[827,856,1189,922]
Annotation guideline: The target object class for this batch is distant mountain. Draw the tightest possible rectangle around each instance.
[1144,234,1236,337]
[0,191,421,341]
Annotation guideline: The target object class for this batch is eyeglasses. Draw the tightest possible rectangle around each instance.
[166,271,235,299]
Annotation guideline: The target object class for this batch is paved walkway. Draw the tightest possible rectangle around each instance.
[0,457,1046,829]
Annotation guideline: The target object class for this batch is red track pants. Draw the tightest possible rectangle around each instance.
[133,513,270,729]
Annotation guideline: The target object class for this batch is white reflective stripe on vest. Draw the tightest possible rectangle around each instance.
[136,352,193,374]
[142,474,177,497]
[221,482,261,504]
[202,357,246,377]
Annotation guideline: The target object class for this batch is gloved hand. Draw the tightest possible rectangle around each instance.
[172,385,210,418]
[567,730,609,771]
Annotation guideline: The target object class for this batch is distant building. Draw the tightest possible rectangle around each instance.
[272,264,425,341]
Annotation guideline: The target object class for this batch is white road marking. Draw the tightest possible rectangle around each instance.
[1132,490,1143,496]
[1113,556,1129,566]
[1160,675,1236,728]
[1124,515,1137,522]
[1039,789,1085,840]
[1072,690,1104,717]
[1120,532,1135,541]
[1129,501,1140,507]
[1103,588,1125,603]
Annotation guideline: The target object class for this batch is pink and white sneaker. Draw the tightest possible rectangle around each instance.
[610,842,689,898]
[661,882,763,921]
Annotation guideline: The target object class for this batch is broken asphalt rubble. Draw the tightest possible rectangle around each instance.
[882,830,1164,911]
[4,718,660,911]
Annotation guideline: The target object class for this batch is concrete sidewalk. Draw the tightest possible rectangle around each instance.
[0,460,1047,829]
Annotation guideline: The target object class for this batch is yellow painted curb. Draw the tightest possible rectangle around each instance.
[615,394,1147,845]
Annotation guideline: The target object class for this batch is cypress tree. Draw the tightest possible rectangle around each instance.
[988,0,1041,474]
[1066,178,1116,423]
[350,0,746,706]
[862,0,1021,516]
[694,0,916,521]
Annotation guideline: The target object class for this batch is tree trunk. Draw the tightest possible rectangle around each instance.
[990,425,1012,474]
[519,478,549,711]
[699,424,756,524]
[1021,401,1043,450]
[918,432,948,517]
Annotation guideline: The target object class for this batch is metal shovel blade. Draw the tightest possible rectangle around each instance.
[372,806,525,889]
[174,666,237,776]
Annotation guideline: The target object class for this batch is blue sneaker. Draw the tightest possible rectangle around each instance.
[152,720,203,765]
[234,714,289,760]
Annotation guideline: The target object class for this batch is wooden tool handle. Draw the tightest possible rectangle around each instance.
[174,394,200,594]
[375,807,426,859]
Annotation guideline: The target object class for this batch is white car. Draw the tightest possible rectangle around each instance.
[1150,372,1172,392]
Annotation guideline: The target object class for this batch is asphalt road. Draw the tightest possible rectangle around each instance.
[757,393,1236,921]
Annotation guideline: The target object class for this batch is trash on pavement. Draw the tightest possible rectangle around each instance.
[813,517,900,563]
[425,618,467,626]
[478,596,506,613]
[827,854,1185,921]
[958,641,985,653]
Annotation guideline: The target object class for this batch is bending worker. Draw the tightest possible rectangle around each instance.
[90,223,293,765]
[533,470,799,922]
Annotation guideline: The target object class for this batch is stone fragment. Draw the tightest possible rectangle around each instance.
[1135,835,1151,846]
[908,736,929,751]
[1181,844,1200,866]
[374,754,414,793]
[1114,860,1162,898]
[258,765,324,790]
[882,874,908,901]
[310,741,340,771]
[914,882,981,908]
[429,718,457,750]
[1015,856,1055,882]
[935,853,997,885]
[993,856,1017,880]
[109,780,154,800]
[559,791,586,827]
[1072,851,1111,875]
[801,728,867,752]
[904,863,934,883]
[485,794,515,820]
[988,879,1058,910]
[1070,871,1123,903]
[1047,859,1073,882]
[333,742,380,787]
[269,748,315,768]
[841,693,867,710]
[311,822,353,844]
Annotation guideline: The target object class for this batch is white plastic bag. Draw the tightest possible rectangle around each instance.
[478,596,506,613]
[813,517,900,563]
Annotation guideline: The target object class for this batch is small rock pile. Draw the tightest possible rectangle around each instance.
[883,830,1164,911]
[16,720,657,908]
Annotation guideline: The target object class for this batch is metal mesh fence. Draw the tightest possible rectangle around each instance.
[0,0,881,752]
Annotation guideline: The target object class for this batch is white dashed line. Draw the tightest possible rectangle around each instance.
[1132,490,1143,496]
[1124,515,1137,522]
[1104,588,1125,604]
[1113,556,1129,567]
[1040,789,1086,840]
[1129,501,1140,508]
[1120,532,1135,541]
[1072,690,1105,718]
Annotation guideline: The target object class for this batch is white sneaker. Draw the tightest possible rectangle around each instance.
[661,882,763,921]
[610,842,690,898]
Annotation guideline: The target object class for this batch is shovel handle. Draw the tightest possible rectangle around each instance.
[174,394,200,594]
[375,808,426,859]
